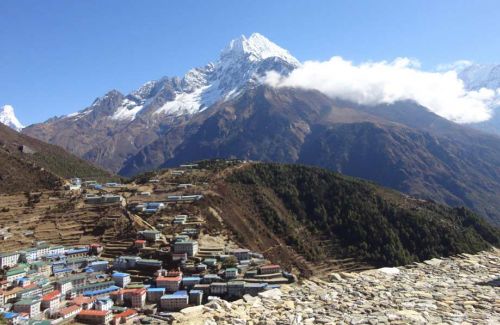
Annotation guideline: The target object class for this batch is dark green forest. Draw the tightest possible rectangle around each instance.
[229,163,499,266]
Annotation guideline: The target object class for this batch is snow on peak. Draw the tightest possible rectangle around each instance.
[155,33,299,116]
[0,105,24,131]
[221,33,299,65]
[457,63,500,90]
[62,33,300,121]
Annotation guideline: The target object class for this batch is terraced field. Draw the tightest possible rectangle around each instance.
[0,191,131,253]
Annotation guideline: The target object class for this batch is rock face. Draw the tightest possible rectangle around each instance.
[173,249,500,324]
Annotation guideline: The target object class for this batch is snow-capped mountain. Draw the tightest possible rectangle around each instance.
[0,105,24,131]
[455,63,500,135]
[457,63,500,90]
[66,33,299,122]
[23,33,301,172]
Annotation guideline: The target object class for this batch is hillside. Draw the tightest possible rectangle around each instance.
[130,161,499,276]
[201,162,499,270]
[0,123,114,193]
[121,86,500,227]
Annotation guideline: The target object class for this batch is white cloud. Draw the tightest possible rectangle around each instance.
[265,57,497,123]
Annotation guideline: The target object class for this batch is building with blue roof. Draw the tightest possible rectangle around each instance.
[83,285,120,297]
[146,287,165,303]
[89,260,109,272]
[160,290,189,311]
[112,272,131,288]
[181,276,201,289]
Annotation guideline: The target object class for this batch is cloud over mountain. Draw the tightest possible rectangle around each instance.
[265,57,498,123]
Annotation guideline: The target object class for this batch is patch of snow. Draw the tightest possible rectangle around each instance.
[0,105,24,131]
[156,86,209,116]
[222,33,300,66]
[111,99,144,121]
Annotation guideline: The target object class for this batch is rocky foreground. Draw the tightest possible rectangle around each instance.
[173,249,499,325]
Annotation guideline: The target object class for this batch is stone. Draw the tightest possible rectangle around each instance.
[282,300,295,310]
[330,272,343,281]
[173,249,500,325]
[181,305,204,315]
[258,288,282,300]
[377,267,400,275]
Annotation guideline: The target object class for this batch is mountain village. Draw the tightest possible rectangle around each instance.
[0,161,295,324]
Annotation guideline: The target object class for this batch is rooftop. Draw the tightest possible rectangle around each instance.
[6,268,26,276]
[15,298,40,306]
[161,290,188,299]
[112,272,130,278]
[157,276,182,282]
[71,295,97,306]
[114,309,137,319]
[41,290,61,301]
[78,309,109,316]
[58,305,81,316]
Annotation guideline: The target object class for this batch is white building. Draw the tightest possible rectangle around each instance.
[160,291,189,311]
[173,240,199,257]
[95,297,114,311]
[13,298,41,318]
[112,272,131,288]
[0,252,19,268]
[55,280,73,295]
[139,230,161,242]
[41,290,61,313]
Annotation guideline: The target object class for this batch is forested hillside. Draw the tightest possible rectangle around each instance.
[225,163,499,266]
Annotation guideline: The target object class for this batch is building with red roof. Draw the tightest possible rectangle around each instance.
[134,240,146,249]
[41,290,61,312]
[112,308,138,324]
[77,309,112,324]
[259,264,282,275]
[70,295,97,310]
[156,276,181,292]
[57,304,82,320]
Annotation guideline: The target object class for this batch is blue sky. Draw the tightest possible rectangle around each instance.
[1,0,499,125]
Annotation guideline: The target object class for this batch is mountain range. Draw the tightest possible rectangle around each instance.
[18,33,500,226]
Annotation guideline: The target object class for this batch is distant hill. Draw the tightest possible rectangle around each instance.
[210,162,499,270]
[0,123,114,193]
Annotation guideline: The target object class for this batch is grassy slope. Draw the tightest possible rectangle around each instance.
[0,124,116,193]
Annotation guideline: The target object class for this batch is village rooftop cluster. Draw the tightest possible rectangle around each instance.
[0,160,294,324]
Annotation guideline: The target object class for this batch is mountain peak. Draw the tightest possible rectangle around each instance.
[221,33,299,65]
[0,105,24,131]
